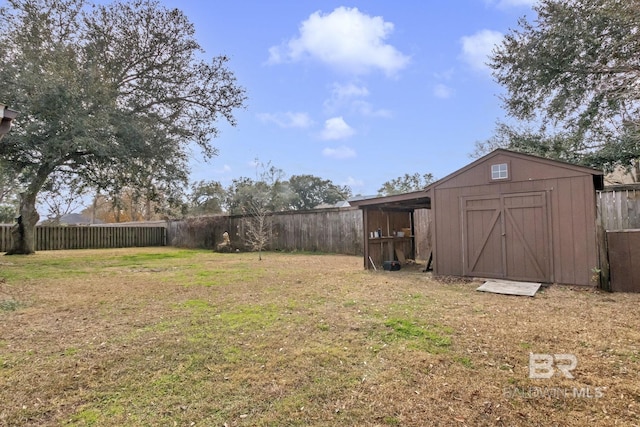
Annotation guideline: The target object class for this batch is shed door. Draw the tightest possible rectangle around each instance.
[462,192,551,282]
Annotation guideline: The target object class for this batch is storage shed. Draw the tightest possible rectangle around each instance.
[428,149,604,286]
[353,149,605,287]
[349,190,431,271]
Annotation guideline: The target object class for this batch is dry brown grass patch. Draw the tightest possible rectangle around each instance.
[0,248,639,426]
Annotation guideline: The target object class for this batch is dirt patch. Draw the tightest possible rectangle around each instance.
[0,248,639,426]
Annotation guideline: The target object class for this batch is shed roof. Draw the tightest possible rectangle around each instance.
[350,149,605,210]
[426,149,605,191]
[348,189,431,211]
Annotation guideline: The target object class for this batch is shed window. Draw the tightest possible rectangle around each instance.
[491,163,508,180]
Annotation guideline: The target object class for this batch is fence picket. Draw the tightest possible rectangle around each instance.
[598,185,640,231]
[0,225,166,252]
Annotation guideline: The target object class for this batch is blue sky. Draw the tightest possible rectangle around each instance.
[169,0,539,196]
[17,0,539,197]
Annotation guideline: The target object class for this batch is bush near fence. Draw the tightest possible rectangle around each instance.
[168,216,233,250]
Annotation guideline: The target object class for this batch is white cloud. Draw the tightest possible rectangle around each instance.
[433,84,453,99]
[324,82,369,113]
[343,176,364,188]
[324,82,391,117]
[214,164,232,174]
[331,82,370,99]
[460,29,503,73]
[268,7,410,76]
[322,146,357,159]
[257,111,314,129]
[351,100,392,118]
[267,46,283,64]
[320,116,355,140]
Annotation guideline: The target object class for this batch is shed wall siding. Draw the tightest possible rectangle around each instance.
[548,176,598,286]
[433,174,598,286]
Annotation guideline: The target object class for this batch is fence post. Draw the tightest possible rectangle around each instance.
[595,206,610,291]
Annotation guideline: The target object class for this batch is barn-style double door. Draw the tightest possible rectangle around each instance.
[461,192,551,283]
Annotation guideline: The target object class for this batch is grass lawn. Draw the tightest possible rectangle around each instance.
[1,247,639,426]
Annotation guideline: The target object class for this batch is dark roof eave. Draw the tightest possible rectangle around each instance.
[3,108,19,120]
[0,106,19,137]
[349,190,431,210]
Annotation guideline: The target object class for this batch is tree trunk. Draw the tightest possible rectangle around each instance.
[145,198,152,221]
[6,191,40,255]
[91,194,98,224]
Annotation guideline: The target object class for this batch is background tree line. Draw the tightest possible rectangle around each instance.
[0,159,437,223]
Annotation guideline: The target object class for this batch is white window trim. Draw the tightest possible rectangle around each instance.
[491,163,509,180]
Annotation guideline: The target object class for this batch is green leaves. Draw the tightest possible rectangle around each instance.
[0,0,246,252]
[490,0,640,177]
[288,174,352,210]
[377,173,435,196]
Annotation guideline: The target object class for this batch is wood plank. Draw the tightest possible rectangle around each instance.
[476,279,541,297]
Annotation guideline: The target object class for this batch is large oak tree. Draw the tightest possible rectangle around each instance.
[490,0,640,179]
[0,0,246,253]
[288,174,351,210]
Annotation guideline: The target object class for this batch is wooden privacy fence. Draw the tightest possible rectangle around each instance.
[0,225,166,252]
[269,208,362,254]
[606,230,640,292]
[598,184,640,230]
[168,207,363,255]
[597,184,640,292]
